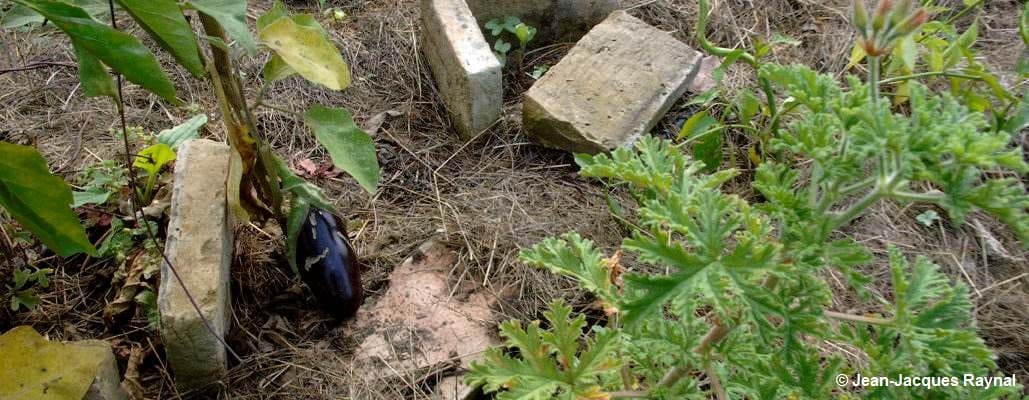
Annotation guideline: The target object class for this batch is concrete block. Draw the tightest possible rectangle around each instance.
[466,0,618,43]
[523,11,705,153]
[158,139,233,390]
[420,0,503,139]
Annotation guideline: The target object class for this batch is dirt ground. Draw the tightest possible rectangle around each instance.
[0,0,1026,398]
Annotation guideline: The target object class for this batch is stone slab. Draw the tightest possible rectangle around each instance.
[466,0,618,43]
[158,139,233,389]
[353,240,498,373]
[420,0,503,139]
[523,10,705,153]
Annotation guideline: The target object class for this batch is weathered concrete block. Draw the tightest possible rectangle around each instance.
[523,11,705,153]
[466,0,618,43]
[158,139,233,389]
[420,0,503,139]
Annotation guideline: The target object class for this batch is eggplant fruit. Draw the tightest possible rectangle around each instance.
[295,208,363,319]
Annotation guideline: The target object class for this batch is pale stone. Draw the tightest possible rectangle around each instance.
[523,11,706,153]
[466,0,618,42]
[79,340,128,400]
[420,0,503,139]
[353,241,498,373]
[158,139,233,389]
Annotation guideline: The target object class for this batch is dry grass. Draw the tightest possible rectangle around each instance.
[0,0,1026,398]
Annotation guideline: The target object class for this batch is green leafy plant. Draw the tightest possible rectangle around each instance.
[7,267,53,311]
[848,2,1021,132]
[681,0,1025,173]
[528,64,549,80]
[134,288,160,330]
[484,16,537,68]
[133,143,176,205]
[72,159,128,208]
[3,0,379,277]
[469,1,1027,398]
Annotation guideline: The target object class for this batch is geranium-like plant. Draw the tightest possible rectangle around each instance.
[469,1,1027,398]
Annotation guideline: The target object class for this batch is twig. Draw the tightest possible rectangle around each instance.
[823,310,892,325]
[0,61,76,75]
[978,273,1027,295]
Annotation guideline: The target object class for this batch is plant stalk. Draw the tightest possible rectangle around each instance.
[824,310,893,325]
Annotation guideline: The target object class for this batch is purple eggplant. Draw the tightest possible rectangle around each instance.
[295,208,363,319]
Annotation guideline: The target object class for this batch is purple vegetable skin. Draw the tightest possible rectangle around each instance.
[295,208,363,319]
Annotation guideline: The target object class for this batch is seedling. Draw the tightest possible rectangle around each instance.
[528,64,549,80]
[484,16,537,68]
[7,267,52,311]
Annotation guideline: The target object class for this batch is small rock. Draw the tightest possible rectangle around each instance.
[158,139,233,389]
[353,241,498,373]
[523,11,706,153]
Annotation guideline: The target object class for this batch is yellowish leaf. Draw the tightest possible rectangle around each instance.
[0,326,108,400]
[259,17,351,90]
[846,42,867,70]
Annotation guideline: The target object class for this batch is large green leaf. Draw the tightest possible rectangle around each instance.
[2,0,108,29]
[259,16,351,90]
[114,0,206,78]
[12,0,178,103]
[188,0,257,54]
[71,42,117,99]
[156,114,207,150]
[0,142,94,257]
[303,105,379,193]
[1,4,45,28]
